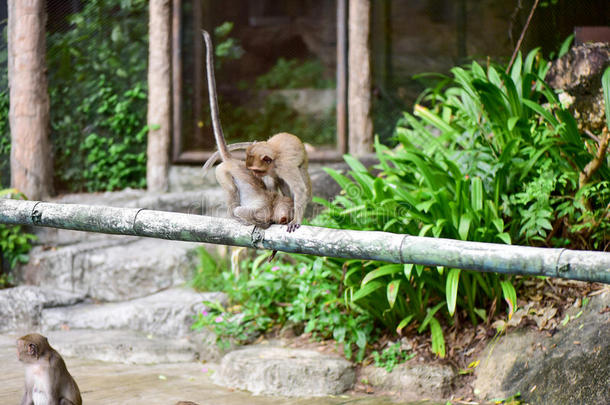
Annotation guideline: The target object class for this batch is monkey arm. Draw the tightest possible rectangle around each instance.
[278,166,311,231]
[20,391,33,405]
[215,164,240,217]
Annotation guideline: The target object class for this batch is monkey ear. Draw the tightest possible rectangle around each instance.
[28,343,38,358]
[262,155,273,164]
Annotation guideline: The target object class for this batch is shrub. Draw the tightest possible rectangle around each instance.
[0,189,37,287]
[47,0,149,192]
[192,253,374,361]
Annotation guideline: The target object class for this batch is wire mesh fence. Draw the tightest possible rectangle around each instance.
[0,0,608,190]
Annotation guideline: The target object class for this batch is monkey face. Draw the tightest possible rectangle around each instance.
[17,334,47,363]
[246,144,275,177]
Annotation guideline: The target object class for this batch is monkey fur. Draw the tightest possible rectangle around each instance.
[202,30,294,229]
[17,333,82,405]
[203,133,311,233]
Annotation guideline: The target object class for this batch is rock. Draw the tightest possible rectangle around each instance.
[213,346,355,396]
[0,286,85,332]
[18,238,199,302]
[360,362,456,401]
[45,329,205,364]
[474,290,610,404]
[41,288,227,338]
[546,43,610,133]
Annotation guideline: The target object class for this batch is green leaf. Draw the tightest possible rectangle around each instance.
[362,264,403,286]
[446,269,461,316]
[558,34,574,59]
[500,280,518,320]
[387,279,401,309]
[470,177,484,212]
[507,116,519,132]
[396,314,414,334]
[343,154,368,173]
[352,281,384,302]
[429,318,446,358]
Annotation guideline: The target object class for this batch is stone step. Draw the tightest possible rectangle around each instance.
[45,329,213,365]
[19,237,201,301]
[0,285,86,333]
[41,288,227,338]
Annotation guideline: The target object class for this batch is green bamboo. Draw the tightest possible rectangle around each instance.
[1,198,609,284]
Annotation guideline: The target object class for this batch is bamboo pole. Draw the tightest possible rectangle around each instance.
[1,199,609,284]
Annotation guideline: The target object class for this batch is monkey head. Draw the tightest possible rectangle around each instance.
[17,333,48,363]
[246,143,276,177]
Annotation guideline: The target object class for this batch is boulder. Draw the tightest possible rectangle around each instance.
[213,346,355,396]
[546,43,610,133]
[474,290,610,404]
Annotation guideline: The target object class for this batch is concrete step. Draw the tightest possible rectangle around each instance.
[41,288,227,337]
[19,237,201,301]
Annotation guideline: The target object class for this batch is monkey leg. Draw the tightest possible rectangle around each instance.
[278,167,310,232]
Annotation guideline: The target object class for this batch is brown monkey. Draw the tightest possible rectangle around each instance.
[203,134,311,232]
[245,132,311,232]
[202,30,293,228]
[17,333,82,405]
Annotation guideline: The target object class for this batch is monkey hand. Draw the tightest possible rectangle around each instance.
[286,221,301,233]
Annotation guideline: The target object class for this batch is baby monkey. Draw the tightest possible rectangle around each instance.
[202,30,294,229]
[17,333,82,405]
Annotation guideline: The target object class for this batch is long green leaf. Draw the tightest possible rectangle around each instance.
[352,280,384,302]
[500,279,518,320]
[429,317,446,358]
[446,268,461,316]
[361,264,403,286]
[387,279,402,309]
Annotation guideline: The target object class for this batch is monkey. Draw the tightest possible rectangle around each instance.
[200,52,312,233]
[17,333,82,405]
[203,133,311,233]
[202,30,294,229]
[245,132,312,232]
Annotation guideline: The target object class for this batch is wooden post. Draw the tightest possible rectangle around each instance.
[171,0,183,162]
[348,0,373,156]
[336,0,348,154]
[8,0,52,199]
[147,0,172,192]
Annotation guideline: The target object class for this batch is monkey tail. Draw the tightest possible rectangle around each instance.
[202,30,230,161]
[202,142,256,173]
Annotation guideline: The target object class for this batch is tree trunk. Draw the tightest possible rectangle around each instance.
[147,0,172,192]
[348,0,373,156]
[8,0,52,199]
